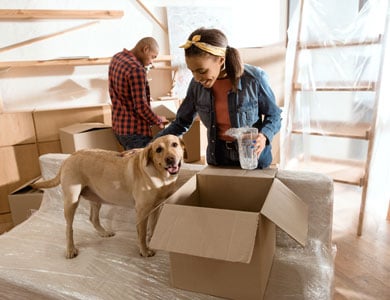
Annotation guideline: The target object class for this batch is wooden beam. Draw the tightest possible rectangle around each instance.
[0,21,99,53]
[387,199,390,221]
[135,0,167,33]
[0,9,124,20]
[0,55,171,68]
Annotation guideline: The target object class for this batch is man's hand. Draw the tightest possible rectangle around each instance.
[158,116,169,129]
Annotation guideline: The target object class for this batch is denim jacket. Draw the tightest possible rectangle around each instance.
[155,64,282,165]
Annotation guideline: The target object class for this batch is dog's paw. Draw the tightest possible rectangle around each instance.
[139,248,155,257]
[66,247,79,259]
[98,230,115,238]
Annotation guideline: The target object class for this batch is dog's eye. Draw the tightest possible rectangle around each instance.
[156,146,163,153]
[172,142,178,147]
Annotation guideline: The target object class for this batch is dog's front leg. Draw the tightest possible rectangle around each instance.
[136,206,155,257]
[147,206,161,243]
[64,201,79,259]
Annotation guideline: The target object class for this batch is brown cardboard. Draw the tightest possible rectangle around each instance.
[150,99,180,120]
[152,118,201,163]
[37,140,62,156]
[0,144,41,195]
[0,213,13,234]
[8,178,43,226]
[0,188,10,214]
[59,122,120,154]
[149,98,201,163]
[33,105,111,142]
[153,204,259,263]
[148,68,174,99]
[0,112,36,146]
[0,144,40,214]
[150,167,308,300]
[182,118,201,163]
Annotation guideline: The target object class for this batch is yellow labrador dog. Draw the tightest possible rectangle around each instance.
[32,135,184,259]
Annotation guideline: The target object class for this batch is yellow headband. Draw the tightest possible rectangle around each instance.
[179,35,226,57]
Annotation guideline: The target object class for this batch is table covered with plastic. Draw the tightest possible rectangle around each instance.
[0,153,335,299]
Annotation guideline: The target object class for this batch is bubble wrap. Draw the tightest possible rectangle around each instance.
[0,153,335,300]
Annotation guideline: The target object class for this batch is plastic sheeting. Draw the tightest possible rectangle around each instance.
[281,0,390,222]
[0,153,335,299]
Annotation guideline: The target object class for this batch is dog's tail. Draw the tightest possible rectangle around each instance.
[31,171,61,190]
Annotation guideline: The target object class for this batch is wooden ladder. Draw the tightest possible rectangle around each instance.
[282,0,389,235]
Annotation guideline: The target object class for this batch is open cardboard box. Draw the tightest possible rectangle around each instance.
[150,166,308,300]
[59,122,119,153]
[8,177,43,226]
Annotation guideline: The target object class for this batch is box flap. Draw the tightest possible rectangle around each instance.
[9,176,42,194]
[261,178,308,246]
[150,204,259,263]
[150,100,178,120]
[199,166,277,178]
[60,122,110,134]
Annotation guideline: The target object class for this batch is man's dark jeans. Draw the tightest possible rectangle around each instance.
[115,134,152,150]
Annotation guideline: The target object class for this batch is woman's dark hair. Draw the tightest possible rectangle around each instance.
[184,27,244,90]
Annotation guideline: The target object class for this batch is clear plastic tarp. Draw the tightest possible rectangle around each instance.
[281,0,390,224]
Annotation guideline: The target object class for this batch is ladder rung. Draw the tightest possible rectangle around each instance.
[298,35,382,50]
[293,82,376,91]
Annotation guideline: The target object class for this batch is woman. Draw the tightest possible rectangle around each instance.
[155,28,282,169]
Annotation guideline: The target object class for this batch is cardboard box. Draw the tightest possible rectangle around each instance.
[8,178,43,226]
[0,213,13,234]
[150,167,308,300]
[33,105,111,142]
[152,118,202,163]
[0,144,41,213]
[150,99,201,162]
[60,122,120,154]
[150,99,181,121]
[37,140,62,156]
[0,112,36,146]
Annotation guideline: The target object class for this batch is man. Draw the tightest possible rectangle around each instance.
[109,37,168,150]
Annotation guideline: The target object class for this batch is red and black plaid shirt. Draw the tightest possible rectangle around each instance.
[109,49,161,136]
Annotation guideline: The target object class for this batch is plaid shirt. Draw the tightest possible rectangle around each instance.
[109,49,161,136]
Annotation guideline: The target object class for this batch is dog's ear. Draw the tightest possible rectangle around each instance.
[141,143,153,166]
[180,138,188,160]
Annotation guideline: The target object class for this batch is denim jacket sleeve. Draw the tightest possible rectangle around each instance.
[153,79,199,139]
[240,65,282,144]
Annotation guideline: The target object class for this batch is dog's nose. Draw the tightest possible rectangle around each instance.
[165,156,175,165]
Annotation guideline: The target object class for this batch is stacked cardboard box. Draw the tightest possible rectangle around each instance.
[33,105,112,155]
[0,112,40,232]
[0,105,112,233]
[59,123,120,153]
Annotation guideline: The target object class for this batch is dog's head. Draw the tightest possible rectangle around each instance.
[142,134,185,177]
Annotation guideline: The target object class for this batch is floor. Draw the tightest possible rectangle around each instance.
[332,183,390,300]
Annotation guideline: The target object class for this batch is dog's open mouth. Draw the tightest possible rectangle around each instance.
[165,161,181,175]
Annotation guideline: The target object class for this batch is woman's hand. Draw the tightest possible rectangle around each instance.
[254,133,267,156]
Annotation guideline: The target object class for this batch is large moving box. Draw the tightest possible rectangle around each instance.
[151,167,308,300]
[59,122,119,153]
